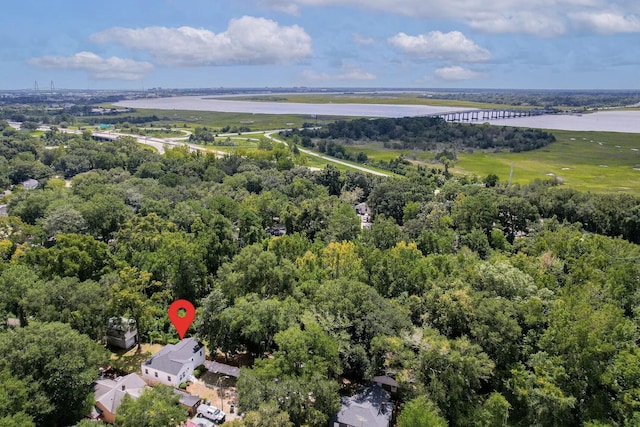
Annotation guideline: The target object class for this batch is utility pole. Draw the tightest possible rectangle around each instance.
[509,162,514,185]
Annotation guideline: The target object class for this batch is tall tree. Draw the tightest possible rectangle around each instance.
[0,321,107,426]
[398,395,448,427]
[116,385,188,427]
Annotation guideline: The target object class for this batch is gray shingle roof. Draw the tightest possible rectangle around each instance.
[174,388,201,407]
[203,361,240,378]
[373,375,399,388]
[143,338,204,375]
[94,373,147,414]
[333,385,393,427]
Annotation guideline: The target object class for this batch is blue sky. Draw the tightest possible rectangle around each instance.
[2,0,640,90]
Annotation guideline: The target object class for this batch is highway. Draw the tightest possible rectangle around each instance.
[8,122,389,176]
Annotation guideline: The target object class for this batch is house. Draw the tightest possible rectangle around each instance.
[141,338,206,387]
[373,375,399,394]
[105,317,138,349]
[93,372,202,423]
[21,179,39,190]
[94,373,147,424]
[331,384,393,427]
[355,202,371,216]
[6,317,21,328]
[354,202,372,229]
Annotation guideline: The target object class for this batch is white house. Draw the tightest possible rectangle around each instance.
[141,338,206,387]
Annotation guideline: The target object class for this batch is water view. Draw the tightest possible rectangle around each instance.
[117,96,640,133]
[115,96,473,117]
[486,110,640,133]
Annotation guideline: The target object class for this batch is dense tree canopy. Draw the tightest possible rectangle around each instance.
[1,123,640,427]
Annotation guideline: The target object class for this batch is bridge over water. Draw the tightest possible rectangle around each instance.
[434,109,556,123]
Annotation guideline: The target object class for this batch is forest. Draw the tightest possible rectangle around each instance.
[286,116,557,152]
[1,118,640,427]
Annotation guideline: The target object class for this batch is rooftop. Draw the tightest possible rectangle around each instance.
[94,373,147,414]
[203,361,240,378]
[143,338,204,375]
[334,385,393,427]
[373,375,399,388]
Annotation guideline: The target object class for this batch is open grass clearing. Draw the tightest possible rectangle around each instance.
[454,130,640,194]
[109,343,163,374]
[342,142,436,163]
[93,106,350,131]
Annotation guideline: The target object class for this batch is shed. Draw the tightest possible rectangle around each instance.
[373,375,399,393]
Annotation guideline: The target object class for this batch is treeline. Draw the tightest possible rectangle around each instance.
[83,115,160,125]
[2,122,640,426]
[285,116,556,152]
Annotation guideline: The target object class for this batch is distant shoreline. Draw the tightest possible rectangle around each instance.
[116,96,640,133]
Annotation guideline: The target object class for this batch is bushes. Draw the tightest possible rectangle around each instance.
[194,365,206,379]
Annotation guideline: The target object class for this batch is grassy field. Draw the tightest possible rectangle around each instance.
[94,106,349,131]
[454,130,640,193]
[343,142,435,162]
[220,93,531,110]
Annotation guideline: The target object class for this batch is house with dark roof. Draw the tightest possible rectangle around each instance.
[94,373,147,424]
[332,384,393,427]
[141,338,206,387]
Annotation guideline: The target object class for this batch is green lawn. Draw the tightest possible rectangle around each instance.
[454,130,640,194]
[343,142,435,162]
[92,107,348,131]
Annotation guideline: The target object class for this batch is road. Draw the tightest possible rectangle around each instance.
[264,131,390,177]
[9,122,389,176]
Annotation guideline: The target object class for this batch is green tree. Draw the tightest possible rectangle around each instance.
[0,368,36,427]
[226,402,293,427]
[79,193,131,239]
[398,395,448,427]
[0,321,108,426]
[217,244,298,300]
[42,204,87,237]
[24,233,112,281]
[317,202,361,243]
[108,267,159,348]
[115,385,188,427]
[417,328,495,425]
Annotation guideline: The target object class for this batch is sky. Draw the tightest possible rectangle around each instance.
[2,0,640,90]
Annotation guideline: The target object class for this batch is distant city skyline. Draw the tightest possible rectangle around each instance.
[2,0,640,90]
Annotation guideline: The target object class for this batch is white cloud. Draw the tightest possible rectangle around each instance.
[570,10,640,33]
[90,16,312,67]
[353,33,376,45]
[467,11,567,37]
[260,0,640,36]
[27,51,153,80]
[434,65,486,81]
[388,31,491,63]
[301,63,376,82]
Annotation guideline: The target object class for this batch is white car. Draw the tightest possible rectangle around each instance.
[196,404,226,424]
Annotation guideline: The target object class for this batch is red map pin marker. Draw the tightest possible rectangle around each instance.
[168,299,196,340]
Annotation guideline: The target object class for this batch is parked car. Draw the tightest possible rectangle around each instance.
[196,404,226,424]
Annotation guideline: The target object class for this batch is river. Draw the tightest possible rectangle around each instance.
[115,96,473,117]
[486,111,640,133]
[115,96,640,133]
